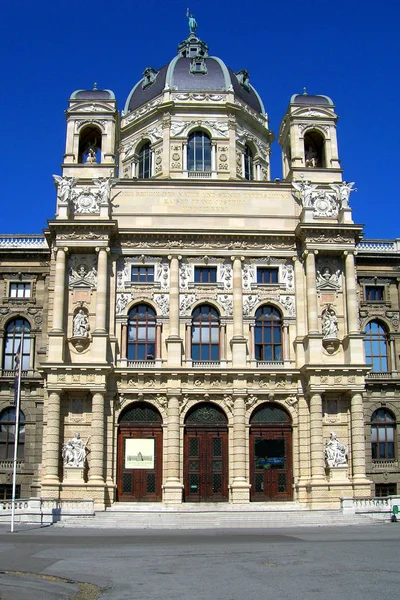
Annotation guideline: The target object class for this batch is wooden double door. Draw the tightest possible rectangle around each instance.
[250,425,293,501]
[117,425,163,502]
[184,427,228,502]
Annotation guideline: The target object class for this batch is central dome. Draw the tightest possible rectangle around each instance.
[124,33,265,115]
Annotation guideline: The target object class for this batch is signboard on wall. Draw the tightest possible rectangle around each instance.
[125,439,155,469]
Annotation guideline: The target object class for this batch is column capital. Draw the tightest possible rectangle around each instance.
[168,254,182,261]
[54,246,68,255]
[343,249,357,257]
[230,255,244,262]
[95,246,110,253]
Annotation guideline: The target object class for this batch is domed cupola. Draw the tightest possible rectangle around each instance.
[120,14,273,181]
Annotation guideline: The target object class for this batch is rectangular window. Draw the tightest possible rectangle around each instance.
[365,286,384,301]
[257,268,278,284]
[0,485,20,500]
[194,267,217,284]
[131,266,154,283]
[375,483,397,497]
[10,283,31,298]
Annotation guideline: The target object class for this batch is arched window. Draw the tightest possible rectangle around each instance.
[78,125,102,164]
[187,131,211,172]
[3,318,31,372]
[138,142,151,179]
[255,306,282,361]
[191,305,220,361]
[304,130,325,168]
[371,408,396,460]
[244,144,254,180]
[364,321,389,372]
[127,304,156,361]
[0,407,25,459]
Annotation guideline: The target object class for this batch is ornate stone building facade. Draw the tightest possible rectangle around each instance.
[1,27,399,508]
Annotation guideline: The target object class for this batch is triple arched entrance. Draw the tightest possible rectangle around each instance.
[117,401,292,502]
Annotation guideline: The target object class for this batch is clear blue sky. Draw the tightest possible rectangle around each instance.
[1,0,399,239]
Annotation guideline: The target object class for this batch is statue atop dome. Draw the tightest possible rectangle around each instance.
[186,8,197,34]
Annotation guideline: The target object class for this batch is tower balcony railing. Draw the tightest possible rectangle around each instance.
[187,170,213,179]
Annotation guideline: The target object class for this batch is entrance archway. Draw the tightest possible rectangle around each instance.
[249,403,293,501]
[184,403,228,502]
[117,402,163,502]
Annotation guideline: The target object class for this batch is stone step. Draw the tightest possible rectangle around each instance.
[55,510,376,529]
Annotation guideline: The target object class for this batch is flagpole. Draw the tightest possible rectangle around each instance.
[11,328,24,533]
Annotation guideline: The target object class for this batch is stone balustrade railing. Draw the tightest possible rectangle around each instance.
[341,495,400,514]
[0,235,48,249]
[0,497,95,524]
[357,239,400,253]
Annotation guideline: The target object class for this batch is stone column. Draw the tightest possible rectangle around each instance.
[283,323,290,361]
[156,324,162,360]
[293,256,306,337]
[344,251,359,335]
[183,143,188,171]
[309,393,325,480]
[52,247,67,332]
[185,323,191,361]
[231,256,247,367]
[220,324,226,361]
[121,325,127,359]
[211,143,217,172]
[350,392,367,480]
[45,391,61,482]
[166,255,182,366]
[241,152,245,177]
[95,247,109,333]
[89,392,105,482]
[163,395,183,503]
[231,396,250,503]
[305,251,319,334]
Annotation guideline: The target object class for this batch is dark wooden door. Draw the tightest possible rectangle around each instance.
[117,426,162,501]
[184,428,228,501]
[250,426,293,501]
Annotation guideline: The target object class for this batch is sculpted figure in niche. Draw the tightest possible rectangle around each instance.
[325,432,348,468]
[73,310,90,338]
[305,146,317,168]
[322,305,338,338]
[62,432,88,468]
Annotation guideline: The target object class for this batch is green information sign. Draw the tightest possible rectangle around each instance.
[393,505,398,515]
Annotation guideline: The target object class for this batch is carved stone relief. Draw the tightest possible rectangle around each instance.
[170,119,229,138]
[279,295,295,317]
[218,262,233,290]
[116,293,132,314]
[242,264,256,291]
[153,293,169,316]
[179,293,196,316]
[243,294,260,316]
[69,255,97,287]
[217,294,233,316]
[281,263,294,291]
[316,259,342,291]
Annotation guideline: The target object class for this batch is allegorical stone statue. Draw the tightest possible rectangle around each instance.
[322,304,338,338]
[62,432,88,468]
[73,310,90,337]
[93,176,116,205]
[330,181,357,209]
[325,432,348,468]
[53,175,78,204]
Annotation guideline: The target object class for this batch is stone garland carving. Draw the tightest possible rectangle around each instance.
[121,238,295,250]
[292,180,357,217]
[173,92,225,102]
[171,144,182,169]
[62,432,88,468]
[75,119,107,132]
[73,310,90,338]
[156,262,170,290]
[153,293,169,316]
[325,432,348,468]
[243,294,260,316]
[236,126,268,158]
[316,261,341,291]
[279,295,295,317]
[217,294,233,316]
[123,96,163,124]
[242,264,256,291]
[321,304,339,338]
[281,263,294,291]
[298,122,329,136]
[179,263,192,289]
[69,255,97,287]
[155,148,163,174]
[170,119,229,138]
[236,149,242,176]
[179,293,196,316]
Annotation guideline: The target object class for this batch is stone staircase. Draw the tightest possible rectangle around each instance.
[54,502,379,529]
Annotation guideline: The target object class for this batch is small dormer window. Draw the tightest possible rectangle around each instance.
[236,69,250,91]
[190,57,207,75]
[142,67,158,90]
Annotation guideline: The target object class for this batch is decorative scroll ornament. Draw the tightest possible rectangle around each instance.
[217,294,233,316]
[243,294,260,316]
[179,293,196,315]
[153,293,169,316]
[69,255,97,287]
[62,432,88,468]
[325,432,348,468]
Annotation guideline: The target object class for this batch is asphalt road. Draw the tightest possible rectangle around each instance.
[0,523,399,600]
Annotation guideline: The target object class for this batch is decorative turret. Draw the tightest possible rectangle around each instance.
[278,90,342,184]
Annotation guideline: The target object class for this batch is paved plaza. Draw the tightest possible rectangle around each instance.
[0,523,399,599]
